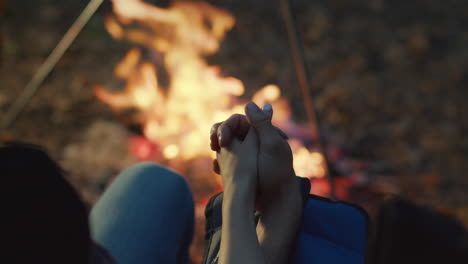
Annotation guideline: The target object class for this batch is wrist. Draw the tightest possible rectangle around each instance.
[223,168,256,194]
[279,177,302,205]
[258,173,302,212]
[256,179,303,264]
[262,179,302,216]
[222,185,257,239]
[223,179,256,211]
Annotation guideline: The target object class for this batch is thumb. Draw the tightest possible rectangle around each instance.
[245,102,276,139]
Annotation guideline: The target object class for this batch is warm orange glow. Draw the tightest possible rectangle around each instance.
[114,48,140,78]
[252,84,281,104]
[104,16,124,39]
[97,0,326,179]
[163,144,180,159]
[290,139,326,179]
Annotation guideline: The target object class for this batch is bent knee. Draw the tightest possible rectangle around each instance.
[122,162,188,188]
[118,162,192,198]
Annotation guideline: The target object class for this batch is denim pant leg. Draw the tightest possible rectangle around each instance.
[89,162,194,264]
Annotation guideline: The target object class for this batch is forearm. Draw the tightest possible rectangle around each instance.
[257,180,303,264]
[220,183,265,264]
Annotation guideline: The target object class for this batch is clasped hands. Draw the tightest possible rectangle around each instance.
[210,102,303,264]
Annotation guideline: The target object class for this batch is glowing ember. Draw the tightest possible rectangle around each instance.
[129,136,159,160]
[96,0,326,181]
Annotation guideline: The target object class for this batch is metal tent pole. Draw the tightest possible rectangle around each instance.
[1,0,105,133]
[280,0,335,199]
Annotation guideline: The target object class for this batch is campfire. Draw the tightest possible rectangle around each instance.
[93,2,332,258]
[95,0,327,184]
[4,0,468,262]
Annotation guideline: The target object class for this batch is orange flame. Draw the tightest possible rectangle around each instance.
[95,0,326,179]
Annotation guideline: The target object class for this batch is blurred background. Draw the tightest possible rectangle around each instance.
[1,0,467,261]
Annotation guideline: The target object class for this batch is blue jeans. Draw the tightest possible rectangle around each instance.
[89,162,194,264]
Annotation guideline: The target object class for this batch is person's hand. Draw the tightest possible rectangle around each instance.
[211,103,303,264]
[216,127,259,196]
[244,103,303,264]
[211,102,297,210]
[211,113,251,175]
[216,128,266,264]
[244,102,297,208]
